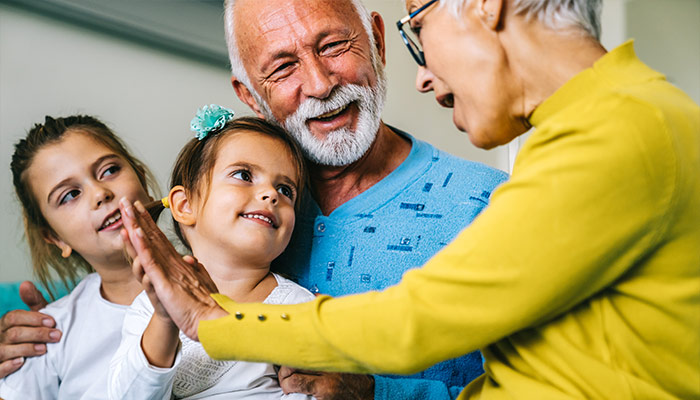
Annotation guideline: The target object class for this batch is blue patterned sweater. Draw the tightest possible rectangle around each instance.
[275,128,508,400]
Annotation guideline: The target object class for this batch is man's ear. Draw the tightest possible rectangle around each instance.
[476,0,504,30]
[169,186,196,226]
[232,77,265,118]
[370,11,387,65]
[42,229,73,258]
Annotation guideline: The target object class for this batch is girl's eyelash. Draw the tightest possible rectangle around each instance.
[231,169,253,181]
[59,189,80,205]
[101,163,121,178]
[277,184,296,199]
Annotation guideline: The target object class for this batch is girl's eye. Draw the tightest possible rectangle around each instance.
[59,189,81,205]
[232,170,252,182]
[276,184,295,200]
[102,164,121,178]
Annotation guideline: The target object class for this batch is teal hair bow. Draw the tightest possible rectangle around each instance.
[190,104,235,140]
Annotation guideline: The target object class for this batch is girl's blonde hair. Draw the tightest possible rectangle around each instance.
[10,115,158,299]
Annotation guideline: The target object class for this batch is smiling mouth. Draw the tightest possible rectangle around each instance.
[241,213,277,229]
[309,103,351,122]
[99,211,122,231]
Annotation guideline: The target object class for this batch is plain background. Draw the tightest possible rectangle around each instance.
[1,0,698,282]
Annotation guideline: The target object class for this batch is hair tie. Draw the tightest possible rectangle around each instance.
[190,104,236,140]
[161,197,170,209]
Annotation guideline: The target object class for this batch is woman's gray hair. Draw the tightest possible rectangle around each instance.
[223,0,375,93]
[440,0,603,39]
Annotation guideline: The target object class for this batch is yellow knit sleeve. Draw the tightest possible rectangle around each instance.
[198,94,681,376]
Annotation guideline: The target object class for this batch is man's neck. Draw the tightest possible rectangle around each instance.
[310,123,412,215]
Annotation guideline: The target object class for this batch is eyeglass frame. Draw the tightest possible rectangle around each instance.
[396,0,440,67]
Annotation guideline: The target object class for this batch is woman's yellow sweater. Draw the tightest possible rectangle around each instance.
[200,41,700,399]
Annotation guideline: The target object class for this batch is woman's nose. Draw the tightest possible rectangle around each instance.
[415,65,435,93]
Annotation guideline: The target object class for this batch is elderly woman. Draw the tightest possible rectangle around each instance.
[121,0,700,398]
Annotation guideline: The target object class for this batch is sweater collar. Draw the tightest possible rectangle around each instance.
[529,40,663,126]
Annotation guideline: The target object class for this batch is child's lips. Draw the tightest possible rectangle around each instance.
[98,210,123,231]
[240,210,278,229]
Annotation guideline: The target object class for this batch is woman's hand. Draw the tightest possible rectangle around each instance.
[119,198,228,341]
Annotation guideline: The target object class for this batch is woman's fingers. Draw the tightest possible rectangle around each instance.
[133,201,175,257]
[131,256,145,283]
[142,274,155,295]
[118,197,227,340]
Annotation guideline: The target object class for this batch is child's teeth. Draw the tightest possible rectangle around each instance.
[243,214,273,225]
[102,213,121,229]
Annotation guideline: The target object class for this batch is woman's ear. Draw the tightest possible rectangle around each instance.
[169,185,196,226]
[477,0,504,30]
[41,229,73,258]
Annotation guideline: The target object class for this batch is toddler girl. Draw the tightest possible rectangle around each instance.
[109,106,314,399]
[0,115,158,399]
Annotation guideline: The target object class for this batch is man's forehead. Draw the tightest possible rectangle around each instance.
[234,0,359,42]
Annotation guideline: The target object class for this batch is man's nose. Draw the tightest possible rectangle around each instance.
[415,65,435,93]
[301,57,337,99]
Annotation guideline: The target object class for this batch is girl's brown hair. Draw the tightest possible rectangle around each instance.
[150,116,307,250]
[10,115,159,299]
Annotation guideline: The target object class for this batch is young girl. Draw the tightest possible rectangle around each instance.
[0,115,158,399]
[108,106,314,399]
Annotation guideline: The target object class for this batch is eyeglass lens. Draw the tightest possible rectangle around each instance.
[400,25,424,65]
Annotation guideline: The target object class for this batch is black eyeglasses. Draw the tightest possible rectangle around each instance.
[396,0,439,66]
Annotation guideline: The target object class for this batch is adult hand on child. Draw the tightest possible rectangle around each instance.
[278,366,374,400]
[119,198,227,341]
[0,282,61,378]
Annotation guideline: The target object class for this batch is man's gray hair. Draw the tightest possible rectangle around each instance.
[223,0,374,93]
[440,0,603,40]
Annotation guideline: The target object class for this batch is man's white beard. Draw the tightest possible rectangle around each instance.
[255,64,387,167]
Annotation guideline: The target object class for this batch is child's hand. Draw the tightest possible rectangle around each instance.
[119,198,226,341]
[142,271,170,320]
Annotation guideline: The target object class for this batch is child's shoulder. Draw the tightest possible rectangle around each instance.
[42,273,102,318]
[265,274,315,305]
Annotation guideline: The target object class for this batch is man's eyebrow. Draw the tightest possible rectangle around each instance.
[259,28,356,73]
[260,49,297,71]
[317,27,355,43]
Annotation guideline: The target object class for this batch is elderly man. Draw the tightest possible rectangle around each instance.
[223,0,506,398]
[0,0,506,398]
